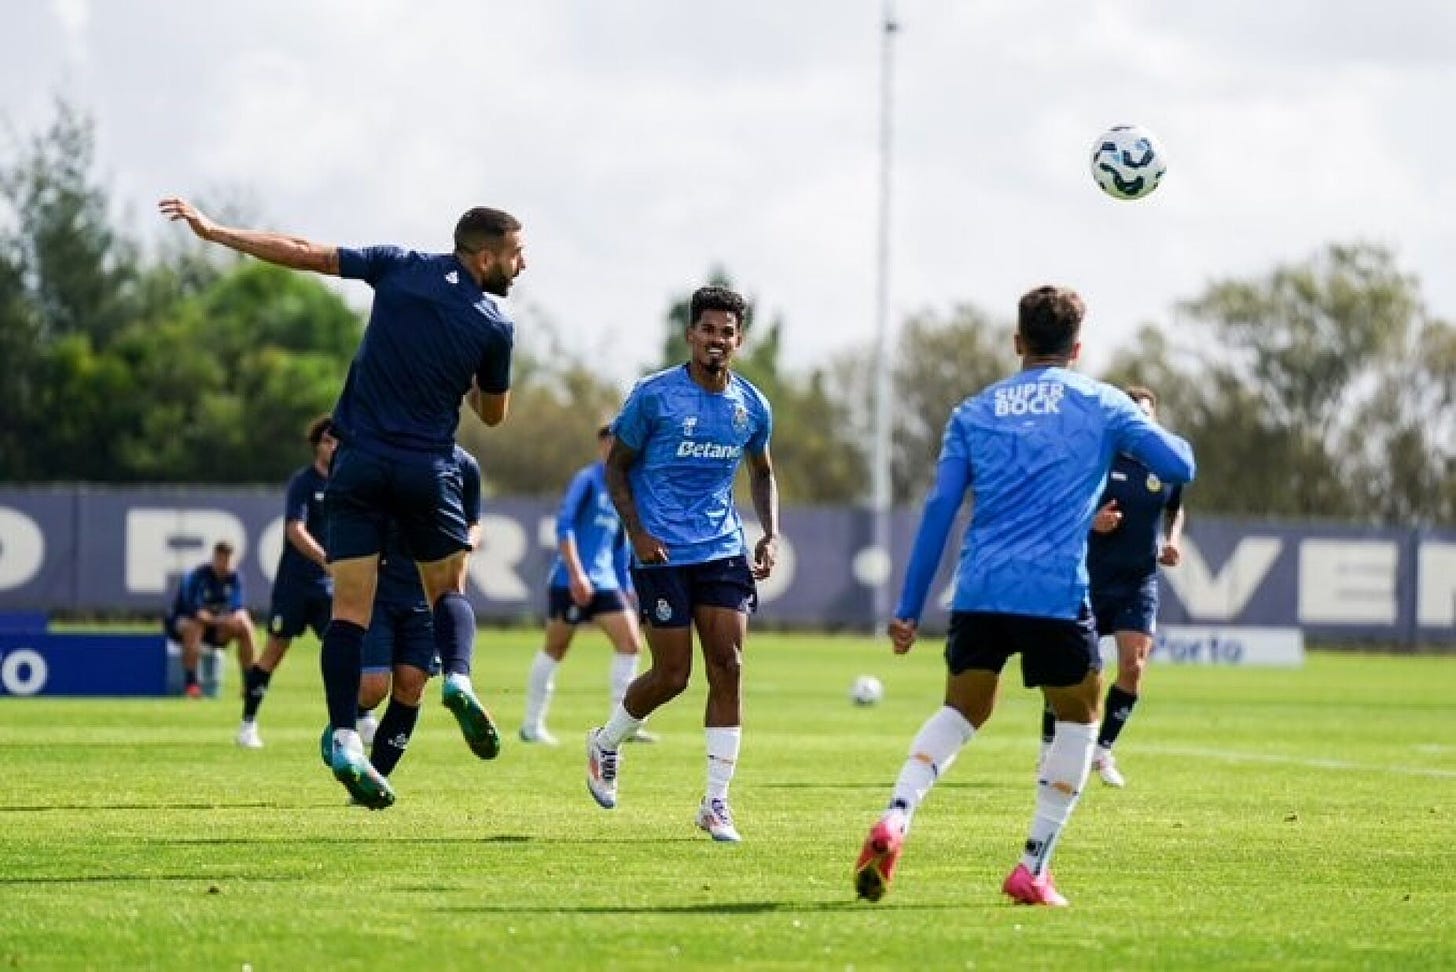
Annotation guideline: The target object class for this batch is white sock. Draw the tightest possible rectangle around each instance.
[445,672,473,693]
[705,726,742,802]
[1022,720,1096,876]
[524,651,559,729]
[890,706,974,816]
[609,651,637,710]
[598,703,644,750]
[331,727,362,755]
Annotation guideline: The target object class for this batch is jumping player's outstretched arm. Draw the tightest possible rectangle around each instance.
[158,197,341,276]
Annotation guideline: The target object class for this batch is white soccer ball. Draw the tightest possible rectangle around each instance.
[1090,124,1167,200]
[850,674,884,706]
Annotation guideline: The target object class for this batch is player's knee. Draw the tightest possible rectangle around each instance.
[652,664,692,698]
[392,667,428,705]
[703,648,742,685]
[358,673,390,711]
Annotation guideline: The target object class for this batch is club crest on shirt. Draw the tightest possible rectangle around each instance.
[681,416,698,437]
[732,404,749,433]
[1145,473,1163,493]
[445,270,459,285]
[654,598,673,623]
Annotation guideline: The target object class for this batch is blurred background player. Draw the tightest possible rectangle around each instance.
[1040,384,1186,787]
[585,285,779,843]
[160,197,522,810]
[520,425,651,747]
[165,541,256,699]
[853,286,1195,907]
[237,414,337,749]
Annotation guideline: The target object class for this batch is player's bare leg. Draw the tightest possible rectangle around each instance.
[321,555,393,809]
[587,625,690,809]
[695,606,745,841]
[1093,630,1152,786]
[598,609,653,742]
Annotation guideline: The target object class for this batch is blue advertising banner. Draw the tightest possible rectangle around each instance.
[0,488,1452,645]
[0,632,167,697]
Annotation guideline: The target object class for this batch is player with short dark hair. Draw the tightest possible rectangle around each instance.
[1040,384,1186,787]
[853,285,1196,907]
[236,414,337,749]
[585,285,780,843]
[520,426,648,747]
[165,541,256,699]
[161,197,524,809]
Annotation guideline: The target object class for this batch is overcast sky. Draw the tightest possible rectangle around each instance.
[4,0,1454,385]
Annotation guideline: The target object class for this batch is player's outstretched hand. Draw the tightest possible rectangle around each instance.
[158,197,218,241]
[630,531,669,566]
[751,534,778,580]
[1158,542,1181,566]
[1092,499,1122,534]
[887,617,917,655]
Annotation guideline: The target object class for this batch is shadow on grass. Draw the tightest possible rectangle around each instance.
[0,802,298,813]
[158,834,534,846]
[0,873,308,885]
[437,900,965,915]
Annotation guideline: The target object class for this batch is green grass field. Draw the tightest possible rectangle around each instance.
[2,630,1453,970]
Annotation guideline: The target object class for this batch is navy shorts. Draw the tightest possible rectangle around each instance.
[164,616,227,648]
[361,600,439,675]
[266,585,332,640]
[547,586,631,625]
[631,556,757,630]
[1090,578,1158,638]
[326,442,471,565]
[944,608,1102,688]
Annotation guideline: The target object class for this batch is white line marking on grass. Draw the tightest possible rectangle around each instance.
[1143,745,1456,779]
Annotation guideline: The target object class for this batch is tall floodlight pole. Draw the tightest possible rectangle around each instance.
[869,1,899,627]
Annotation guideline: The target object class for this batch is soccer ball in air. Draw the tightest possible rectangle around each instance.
[850,675,885,707]
[1090,124,1167,200]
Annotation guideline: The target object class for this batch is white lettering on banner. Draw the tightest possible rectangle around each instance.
[0,648,48,695]
[1100,625,1304,667]
[537,516,557,550]
[1417,541,1456,627]
[258,517,285,585]
[125,509,248,594]
[467,514,529,599]
[742,525,795,603]
[0,507,45,590]
[1298,540,1397,624]
[1162,536,1282,620]
[675,441,743,459]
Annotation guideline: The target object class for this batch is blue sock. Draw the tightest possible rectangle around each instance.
[433,592,476,678]
[370,699,421,777]
[320,620,366,731]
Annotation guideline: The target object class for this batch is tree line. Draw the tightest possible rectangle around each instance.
[2,105,1451,525]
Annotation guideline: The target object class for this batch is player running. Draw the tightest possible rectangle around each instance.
[585,285,780,843]
[853,286,1196,906]
[1040,384,1186,787]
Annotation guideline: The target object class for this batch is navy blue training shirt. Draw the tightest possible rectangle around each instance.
[273,464,331,593]
[168,565,243,623]
[333,247,514,457]
[1087,452,1183,590]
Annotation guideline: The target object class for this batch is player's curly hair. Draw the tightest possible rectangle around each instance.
[454,207,522,254]
[1017,285,1084,357]
[689,285,749,329]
